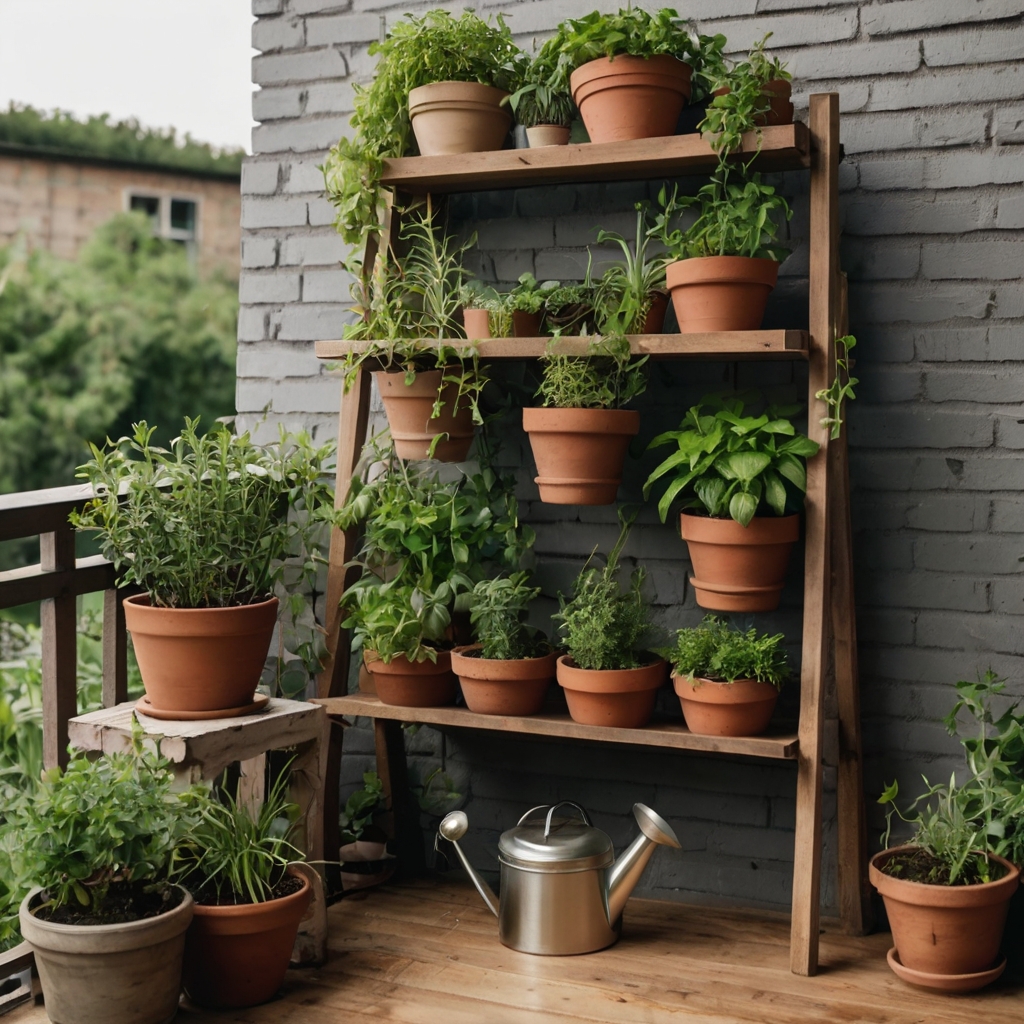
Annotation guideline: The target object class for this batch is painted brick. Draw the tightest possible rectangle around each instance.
[237,376,341,413]
[290,0,351,12]
[864,0,1024,35]
[924,24,1024,67]
[252,15,305,52]
[906,494,990,532]
[304,81,357,115]
[280,232,348,266]
[925,368,1024,404]
[996,194,1024,228]
[915,327,994,361]
[995,411,1024,449]
[848,281,993,323]
[241,197,307,228]
[476,216,554,251]
[253,0,283,13]
[252,116,349,154]
[923,150,1024,189]
[856,157,926,191]
[276,301,351,340]
[869,64,1024,111]
[849,405,994,448]
[843,195,986,236]
[992,580,1024,615]
[241,160,280,195]
[307,197,340,226]
[992,498,1024,532]
[241,235,279,269]
[252,48,349,87]
[236,341,318,378]
[238,306,270,342]
[253,86,307,122]
[857,571,990,612]
[854,366,921,403]
[914,536,1021,574]
[917,611,1024,654]
[280,159,328,194]
[995,102,1024,143]
[306,13,383,45]
[840,238,920,280]
[922,238,1024,281]
[782,38,921,81]
[303,267,349,302]
[702,9,859,50]
[853,326,916,363]
[239,271,301,304]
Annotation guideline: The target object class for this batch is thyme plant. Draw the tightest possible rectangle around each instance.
[662,616,788,688]
[467,573,547,661]
[536,333,648,409]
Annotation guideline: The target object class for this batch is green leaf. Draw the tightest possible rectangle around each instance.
[729,490,759,527]
[763,469,787,516]
[722,451,771,484]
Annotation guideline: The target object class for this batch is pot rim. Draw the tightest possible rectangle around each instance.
[523,406,641,432]
[408,80,511,104]
[869,845,1020,907]
[672,674,780,702]
[679,511,801,542]
[124,594,278,615]
[365,649,453,674]
[571,53,693,88]
[557,654,666,693]
[190,864,311,919]
[666,255,780,288]
[451,644,559,682]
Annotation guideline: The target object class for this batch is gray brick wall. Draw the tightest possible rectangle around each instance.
[242,0,1024,913]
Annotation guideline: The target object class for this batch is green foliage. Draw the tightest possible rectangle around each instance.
[322,10,526,245]
[544,283,596,335]
[555,512,651,671]
[536,333,648,410]
[662,615,788,688]
[644,392,819,526]
[815,335,859,441]
[0,213,237,496]
[653,171,791,261]
[504,273,560,315]
[467,572,547,661]
[412,765,463,816]
[0,103,243,175]
[340,772,385,842]
[594,204,667,335]
[172,765,301,904]
[72,418,334,610]
[332,439,534,663]
[506,45,575,129]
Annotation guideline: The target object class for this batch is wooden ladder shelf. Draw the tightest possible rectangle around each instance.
[312,93,869,977]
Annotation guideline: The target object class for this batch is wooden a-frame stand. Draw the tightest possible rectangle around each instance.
[312,93,870,975]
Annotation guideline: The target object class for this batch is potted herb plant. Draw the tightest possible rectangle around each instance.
[644,393,819,612]
[554,514,665,728]
[341,202,485,462]
[7,743,196,1024]
[72,419,332,717]
[870,672,1024,991]
[459,282,509,341]
[504,272,559,337]
[544,282,596,335]
[173,768,311,1009]
[506,47,575,148]
[323,10,526,245]
[662,616,787,736]
[524,333,648,505]
[652,171,791,332]
[451,573,558,716]
[703,33,793,134]
[545,8,698,143]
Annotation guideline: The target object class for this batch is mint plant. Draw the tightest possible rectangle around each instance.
[663,616,788,688]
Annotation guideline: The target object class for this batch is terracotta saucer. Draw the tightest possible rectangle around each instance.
[135,693,269,722]
[886,947,1006,992]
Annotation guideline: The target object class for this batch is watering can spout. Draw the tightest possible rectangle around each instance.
[606,803,681,923]
[439,811,499,918]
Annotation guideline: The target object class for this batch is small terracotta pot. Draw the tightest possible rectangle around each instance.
[451,644,557,716]
[642,291,669,333]
[571,55,692,144]
[680,512,799,612]
[366,651,457,708]
[712,79,793,127]
[523,407,640,505]
[374,369,475,462]
[124,595,277,715]
[666,256,779,333]
[557,655,666,728]
[672,675,779,736]
[409,81,511,156]
[869,846,1019,982]
[526,124,572,147]
[463,307,491,340]
[511,310,544,337]
[182,868,312,1009]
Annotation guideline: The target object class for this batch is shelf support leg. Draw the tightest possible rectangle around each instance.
[374,719,423,877]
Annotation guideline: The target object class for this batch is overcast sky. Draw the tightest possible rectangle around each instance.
[0,0,256,152]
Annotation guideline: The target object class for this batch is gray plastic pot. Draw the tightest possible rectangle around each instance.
[20,886,193,1024]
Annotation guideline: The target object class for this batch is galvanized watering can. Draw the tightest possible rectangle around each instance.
[438,801,680,955]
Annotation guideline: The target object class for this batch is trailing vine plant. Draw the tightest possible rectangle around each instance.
[815,334,859,440]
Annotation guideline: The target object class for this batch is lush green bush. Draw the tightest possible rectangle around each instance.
[467,573,547,661]
[662,616,788,687]
[0,213,238,498]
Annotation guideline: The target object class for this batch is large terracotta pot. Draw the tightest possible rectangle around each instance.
[182,868,311,1009]
[462,307,491,340]
[672,675,779,736]
[124,595,278,714]
[408,81,511,156]
[570,55,692,143]
[556,655,666,728]
[680,512,799,612]
[451,644,557,716]
[20,886,193,1024]
[666,256,779,333]
[712,79,793,126]
[374,369,475,462]
[526,125,571,147]
[523,407,640,505]
[366,650,457,708]
[869,846,1019,986]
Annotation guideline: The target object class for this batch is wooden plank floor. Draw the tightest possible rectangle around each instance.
[8,879,1023,1023]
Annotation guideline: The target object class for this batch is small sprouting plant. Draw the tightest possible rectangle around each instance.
[467,572,548,661]
[506,46,575,129]
[504,272,559,315]
[555,512,651,671]
[594,203,667,335]
[815,335,859,441]
[662,616,788,688]
[537,333,648,409]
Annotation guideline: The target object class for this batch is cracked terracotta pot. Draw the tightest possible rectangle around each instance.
[556,655,666,728]
[374,369,475,462]
[409,81,511,156]
[666,256,779,333]
[672,675,779,736]
[366,650,457,708]
[451,645,557,716]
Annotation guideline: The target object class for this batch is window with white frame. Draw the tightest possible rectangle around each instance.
[126,192,199,255]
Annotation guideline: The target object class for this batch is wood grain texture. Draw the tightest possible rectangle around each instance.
[380,123,810,193]
[315,695,799,760]
[40,525,77,769]
[101,586,129,708]
[0,555,114,608]
[315,330,809,363]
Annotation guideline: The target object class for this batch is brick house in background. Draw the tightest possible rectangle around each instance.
[0,143,241,276]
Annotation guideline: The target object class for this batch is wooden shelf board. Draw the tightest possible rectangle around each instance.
[316,694,799,760]
[381,123,810,194]
[316,330,808,363]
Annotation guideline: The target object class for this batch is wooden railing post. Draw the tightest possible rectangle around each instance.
[40,522,77,769]
[102,586,129,707]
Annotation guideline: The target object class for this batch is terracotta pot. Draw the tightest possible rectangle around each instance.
[408,81,511,156]
[463,307,491,340]
[571,55,692,144]
[680,512,799,612]
[672,675,779,736]
[522,407,640,505]
[374,369,475,462]
[366,651,457,708]
[642,291,669,333]
[870,846,1019,982]
[712,79,793,127]
[182,868,311,1009]
[124,595,277,714]
[556,655,666,728]
[20,885,193,1024]
[451,644,557,716]
[511,310,544,337]
[526,124,571,147]
[666,256,779,333]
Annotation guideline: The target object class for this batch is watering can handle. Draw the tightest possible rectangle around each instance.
[514,801,592,836]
